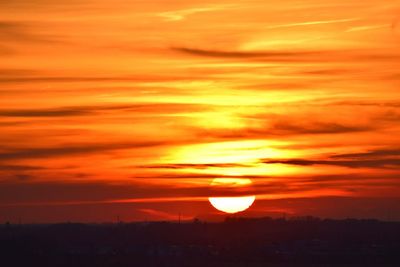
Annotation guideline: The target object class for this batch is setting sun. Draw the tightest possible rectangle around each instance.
[208,178,256,213]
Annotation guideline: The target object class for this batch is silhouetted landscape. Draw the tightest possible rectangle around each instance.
[2,217,400,267]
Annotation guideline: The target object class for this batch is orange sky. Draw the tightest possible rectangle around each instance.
[1,0,400,222]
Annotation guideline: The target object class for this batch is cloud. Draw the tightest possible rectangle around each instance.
[0,21,24,34]
[265,18,360,29]
[263,158,400,169]
[131,173,239,180]
[0,103,207,117]
[0,0,64,8]
[0,108,91,117]
[1,170,398,209]
[0,76,163,84]
[172,47,400,66]
[0,73,215,84]
[158,6,232,21]
[322,100,400,107]
[138,163,252,170]
[271,121,371,134]
[0,68,38,77]
[0,180,250,205]
[0,21,58,43]
[346,24,390,32]
[263,148,400,169]
[0,176,330,207]
[14,174,34,181]
[0,141,169,160]
[0,45,14,55]
[196,121,372,140]
[0,164,44,171]
[300,68,356,76]
[331,148,400,159]
[392,16,400,32]
[172,47,322,59]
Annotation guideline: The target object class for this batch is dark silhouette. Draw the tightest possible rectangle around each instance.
[1,217,400,266]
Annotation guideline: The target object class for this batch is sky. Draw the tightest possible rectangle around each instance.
[1,0,400,223]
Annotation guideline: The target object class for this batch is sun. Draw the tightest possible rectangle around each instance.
[208,178,255,214]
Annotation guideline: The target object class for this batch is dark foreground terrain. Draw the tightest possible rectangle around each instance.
[1,217,400,267]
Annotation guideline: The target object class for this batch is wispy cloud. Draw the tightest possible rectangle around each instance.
[0,21,60,43]
[263,148,400,169]
[138,163,252,170]
[157,5,234,21]
[264,158,400,169]
[346,24,390,32]
[0,103,207,117]
[0,74,208,84]
[3,171,396,208]
[0,141,170,160]
[195,120,373,141]
[172,46,400,65]
[331,148,400,159]
[266,18,361,29]
[0,177,348,206]
[0,164,44,171]
[172,47,324,59]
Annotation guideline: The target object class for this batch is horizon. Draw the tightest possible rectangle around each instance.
[3,214,400,225]
[2,196,400,224]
